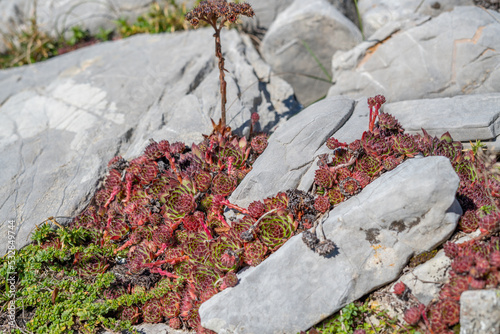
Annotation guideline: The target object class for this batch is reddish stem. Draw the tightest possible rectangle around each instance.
[221,199,250,215]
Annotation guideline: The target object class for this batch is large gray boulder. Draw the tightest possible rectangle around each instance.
[261,0,362,106]
[357,0,474,38]
[0,28,300,256]
[328,6,500,102]
[200,156,461,333]
[240,0,360,35]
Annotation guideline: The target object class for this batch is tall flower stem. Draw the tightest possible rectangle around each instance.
[185,0,255,131]
[213,24,227,127]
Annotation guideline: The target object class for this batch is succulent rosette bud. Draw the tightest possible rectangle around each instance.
[479,212,499,233]
[257,211,296,249]
[314,196,330,213]
[382,155,403,171]
[76,254,109,278]
[220,271,239,289]
[161,291,182,318]
[393,281,406,295]
[183,232,210,262]
[104,216,130,242]
[404,304,423,325]
[327,186,345,205]
[335,167,351,182]
[355,154,382,177]
[489,250,500,268]
[263,192,289,211]
[243,240,268,266]
[193,169,212,192]
[339,177,362,197]
[219,143,246,168]
[458,210,480,233]
[143,298,164,323]
[443,241,460,259]
[314,166,335,189]
[378,112,403,133]
[144,140,164,161]
[351,170,371,188]
[361,132,392,156]
[438,300,460,326]
[120,306,140,325]
[451,255,474,274]
[162,184,196,221]
[248,200,266,219]
[211,172,238,197]
[168,317,182,329]
[126,241,156,274]
[209,236,242,272]
[393,133,419,157]
[251,134,268,154]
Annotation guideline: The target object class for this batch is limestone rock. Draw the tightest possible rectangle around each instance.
[229,96,355,208]
[383,93,500,141]
[328,6,500,102]
[201,156,461,333]
[261,0,362,106]
[460,289,500,334]
[0,29,300,256]
[241,0,360,36]
[357,0,475,38]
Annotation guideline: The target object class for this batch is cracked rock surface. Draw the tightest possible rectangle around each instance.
[0,28,300,256]
[201,156,461,333]
[328,6,500,102]
[229,96,354,208]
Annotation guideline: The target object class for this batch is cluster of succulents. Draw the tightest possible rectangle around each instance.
[35,119,285,332]
[311,94,500,333]
[35,105,340,332]
[312,94,494,225]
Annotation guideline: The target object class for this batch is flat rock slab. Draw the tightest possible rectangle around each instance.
[383,93,500,141]
[201,156,461,333]
[229,96,354,208]
[328,6,500,102]
[0,29,299,256]
[261,0,362,106]
[460,289,500,334]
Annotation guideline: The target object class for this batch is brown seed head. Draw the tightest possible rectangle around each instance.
[186,0,254,28]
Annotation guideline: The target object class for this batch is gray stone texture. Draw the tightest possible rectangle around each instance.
[383,93,500,141]
[240,0,360,35]
[201,156,461,333]
[357,0,475,38]
[0,28,300,256]
[261,0,362,106]
[460,289,500,334]
[229,96,355,208]
[328,6,500,103]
